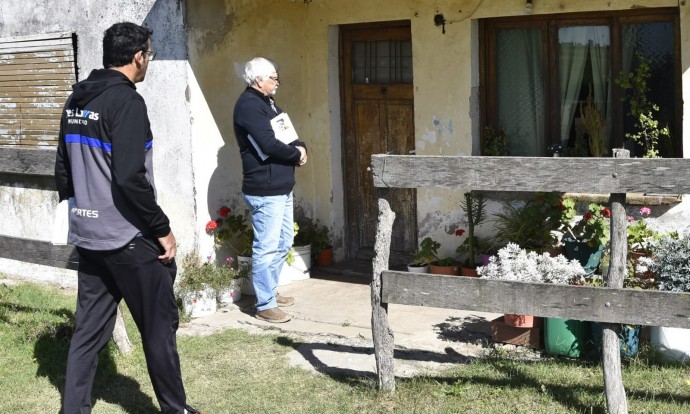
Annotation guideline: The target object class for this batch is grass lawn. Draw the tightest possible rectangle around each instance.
[2,279,690,413]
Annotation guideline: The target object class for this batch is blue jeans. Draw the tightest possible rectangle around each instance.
[243,192,294,311]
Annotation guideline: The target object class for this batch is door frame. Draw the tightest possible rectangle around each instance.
[338,20,417,263]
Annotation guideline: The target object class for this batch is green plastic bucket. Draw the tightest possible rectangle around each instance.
[545,318,591,358]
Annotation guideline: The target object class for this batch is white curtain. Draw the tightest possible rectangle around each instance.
[497,29,544,156]
[558,27,590,146]
[588,26,612,151]
[558,26,611,149]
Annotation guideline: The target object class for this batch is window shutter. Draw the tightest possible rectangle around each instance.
[0,33,77,147]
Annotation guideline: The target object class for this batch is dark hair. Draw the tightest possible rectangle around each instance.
[102,22,153,68]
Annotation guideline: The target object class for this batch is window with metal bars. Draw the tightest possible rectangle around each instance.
[352,39,412,84]
[0,32,77,147]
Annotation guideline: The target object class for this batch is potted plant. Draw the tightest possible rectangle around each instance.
[206,206,253,258]
[177,252,218,318]
[429,255,460,276]
[614,51,670,159]
[206,206,254,293]
[424,236,461,276]
[312,221,333,267]
[482,125,509,156]
[645,236,690,362]
[492,193,562,253]
[627,206,660,255]
[559,200,610,274]
[281,221,312,285]
[455,192,487,276]
[478,243,586,285]
[296,218,333,266]
[177,252,249,316]
[407,237,440,273]
[478,243,586,339]
[212,256,247,305]
[579,88,607,157]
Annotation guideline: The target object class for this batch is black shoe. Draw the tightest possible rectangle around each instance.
[185,405,204,414]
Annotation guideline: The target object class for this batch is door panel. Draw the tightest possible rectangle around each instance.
[341,22,416,263]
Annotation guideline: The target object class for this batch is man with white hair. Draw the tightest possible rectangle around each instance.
[233,57,308,323]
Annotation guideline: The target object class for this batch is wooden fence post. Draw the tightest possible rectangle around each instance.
[603,148,630,413]
[371,192,396,392]
[113,304,133,354]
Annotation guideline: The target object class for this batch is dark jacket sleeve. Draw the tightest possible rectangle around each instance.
[235,97,302,164]
[110,97,170,237]
[55,104,74,202]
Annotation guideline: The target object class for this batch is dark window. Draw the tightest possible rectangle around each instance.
[481,8,680,157]
[352,39,413,84]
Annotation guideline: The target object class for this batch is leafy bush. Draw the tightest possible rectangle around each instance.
[646,237,690,293]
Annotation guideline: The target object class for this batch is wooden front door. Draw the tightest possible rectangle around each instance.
[341,22,416,264]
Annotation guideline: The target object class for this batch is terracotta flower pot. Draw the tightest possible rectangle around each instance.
[430,262,460,276]
[316,246,333,267]
[504,314,534,328]
[460,266,478,277]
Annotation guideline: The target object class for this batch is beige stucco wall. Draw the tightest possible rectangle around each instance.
[188,0,685,260]
[0,0,193,285]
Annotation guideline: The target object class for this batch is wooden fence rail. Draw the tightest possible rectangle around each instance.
[0,148,69,265]
[370,155,690,414]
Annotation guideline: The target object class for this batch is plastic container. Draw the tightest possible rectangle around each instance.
[590,323,640,358]
[544,318,591,358]
[562,237,604,274]
[650,326,690,362]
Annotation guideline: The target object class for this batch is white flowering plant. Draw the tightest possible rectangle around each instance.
[477,243,586,285]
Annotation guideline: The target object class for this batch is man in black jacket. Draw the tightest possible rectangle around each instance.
[55,22,201,414]
[233,57,307,323]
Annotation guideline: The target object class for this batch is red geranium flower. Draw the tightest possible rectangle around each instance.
[601,208,611,218]
[455,229,465,237]
[218,206,231,218]
[205,220,218,234]
[583,212,593,221]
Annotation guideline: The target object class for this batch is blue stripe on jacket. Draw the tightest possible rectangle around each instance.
[65,134,153,152]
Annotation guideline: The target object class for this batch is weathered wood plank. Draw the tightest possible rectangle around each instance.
[0,79,73,87]
[0,56,75,66]
[0,147,56,175]
[0,96,69,104]
[0,32,72,45]
[381,271,690,328]
[0,235,77,270]
[0,73,74,81]
[0,50,74,61]
[370,155,690,194]
[0,67,75,76]
[0,129,59,136]
[0,113,62,119]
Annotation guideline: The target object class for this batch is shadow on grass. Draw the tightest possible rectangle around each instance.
[274,336,475,380]
[0,301,74,324]
[33,315,158,413]
[402,355,690,412]
[275,333,690,412]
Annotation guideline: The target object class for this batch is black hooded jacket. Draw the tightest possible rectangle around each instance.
[54,69,170,250]
[233,87,307,196]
